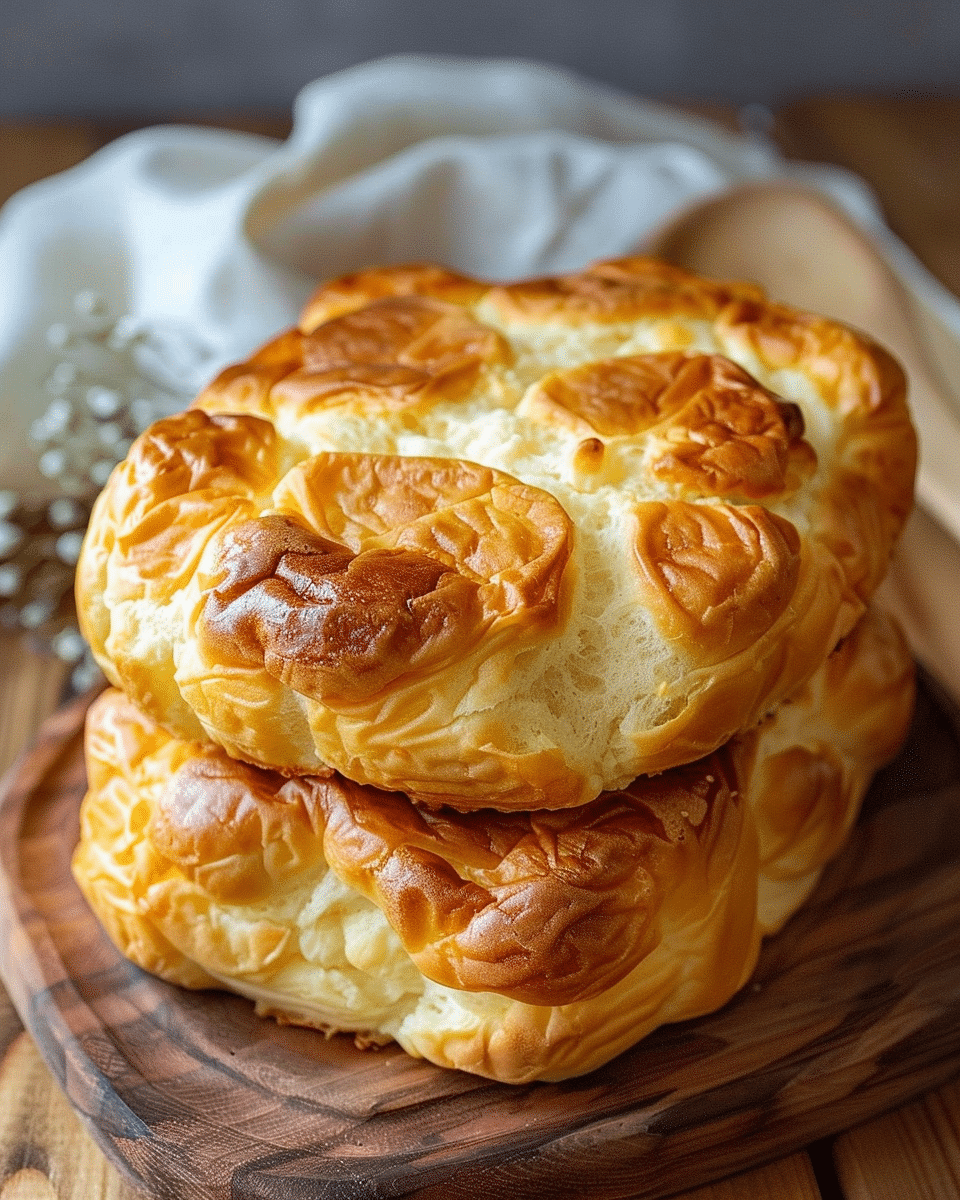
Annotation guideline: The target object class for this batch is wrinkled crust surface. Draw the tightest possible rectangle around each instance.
[529,351,816,499]
[76,257,916,807]
[73,608,915,1082]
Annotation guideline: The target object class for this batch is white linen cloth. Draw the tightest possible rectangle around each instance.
[2,54,959,503]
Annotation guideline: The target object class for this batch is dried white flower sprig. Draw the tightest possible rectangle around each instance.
[1,292,216,693]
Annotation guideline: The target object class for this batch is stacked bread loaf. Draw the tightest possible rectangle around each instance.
[72,257,917,1083]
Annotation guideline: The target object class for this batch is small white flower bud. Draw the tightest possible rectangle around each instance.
[97,421,125,448]
[0,521,24,558]
[48,497,86,529]
[49,361,78,389]
[45,323,71,350]
[89,460,116,487]
[71,658,104,694]
[86,386,123,418]
[39,449,67,478]
[20,599,54,629]
[74,290,106,316]
[52,627,88,662]
[0,562,22,596]
[107,314,141,349]
[43,398,73,435]
[30,417,52,443]
[55,530,86,564]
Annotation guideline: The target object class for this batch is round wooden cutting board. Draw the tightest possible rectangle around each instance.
[2,676,960,1200]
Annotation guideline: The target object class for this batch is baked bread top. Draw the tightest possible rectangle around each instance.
[76,258,916,808]
[72,606,915,1082]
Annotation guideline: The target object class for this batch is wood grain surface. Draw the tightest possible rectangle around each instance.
[1,673,959,1200]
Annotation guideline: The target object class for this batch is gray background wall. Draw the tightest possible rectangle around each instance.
[2,0,959,118]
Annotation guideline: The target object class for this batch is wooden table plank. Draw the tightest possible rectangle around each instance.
[0,1022,143,1200]
[0,652,144,1200]
[834,1080,960,1200]
[0,642,131,1199]
[681,1154,822,1200]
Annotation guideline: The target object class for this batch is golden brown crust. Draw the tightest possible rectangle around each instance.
[632,501,802,662]
[76,256,916,807]
[199,513,487,704]
[299,264,489,330]
[483,256,764,324]
[73,607,915,1082]
[206,294,509,422]
[532,352,814,498]
[314,756,743,1005]
[270,453,571,618]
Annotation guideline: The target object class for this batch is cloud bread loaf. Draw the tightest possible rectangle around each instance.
[75,257,916,809]
[72,607,915,1083]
